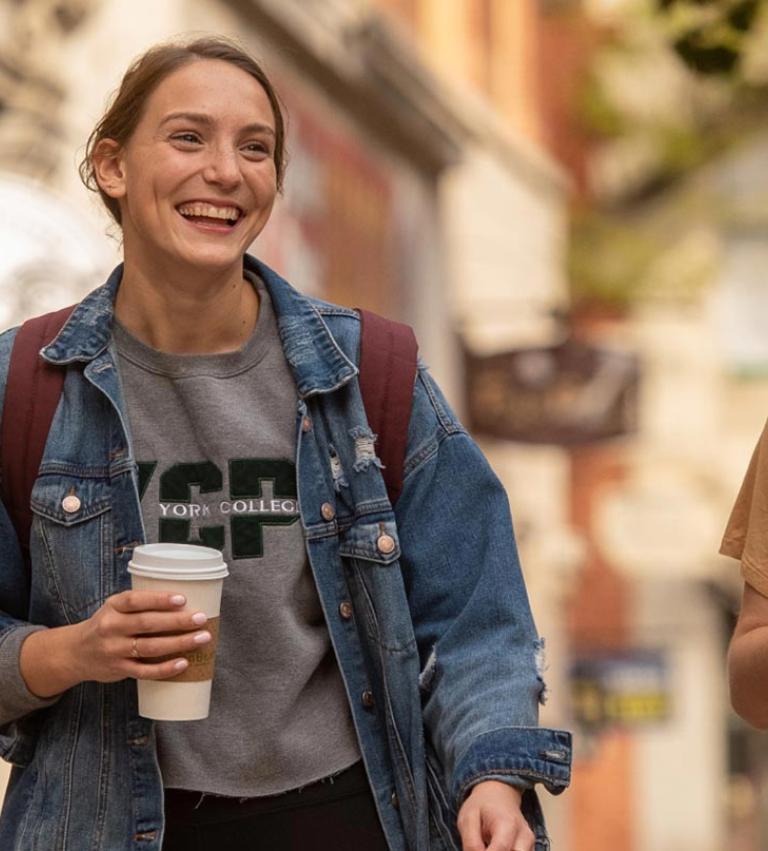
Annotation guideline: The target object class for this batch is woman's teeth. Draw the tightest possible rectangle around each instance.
[177,203,241,222]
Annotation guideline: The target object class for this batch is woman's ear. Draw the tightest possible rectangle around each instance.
[92,138,126,200]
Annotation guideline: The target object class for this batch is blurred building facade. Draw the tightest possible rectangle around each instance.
[361,3,584,845]
[0,0,577,844]
[556,2,768,850]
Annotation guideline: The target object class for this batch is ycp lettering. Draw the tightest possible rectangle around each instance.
[138,460,299,559]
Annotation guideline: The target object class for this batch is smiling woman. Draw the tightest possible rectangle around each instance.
[85,54,281,353]
[0,34,570,851]
[79,40,287,219]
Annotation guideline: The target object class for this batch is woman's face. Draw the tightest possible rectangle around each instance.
[98,59,279,277]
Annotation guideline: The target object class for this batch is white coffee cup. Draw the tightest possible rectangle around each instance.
[127,543,228,721]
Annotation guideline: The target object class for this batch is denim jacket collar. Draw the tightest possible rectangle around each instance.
[41,254,358,399]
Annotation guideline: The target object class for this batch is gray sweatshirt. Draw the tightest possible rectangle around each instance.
[110,271,360,796]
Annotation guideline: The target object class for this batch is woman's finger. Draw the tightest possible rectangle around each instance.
[110,590,187,614]
[482,812,527,851]
[489,820,535,851]
[124,657,190,680]
[457,804,486,851]
[129,630,212,659]
[124,607,208,637]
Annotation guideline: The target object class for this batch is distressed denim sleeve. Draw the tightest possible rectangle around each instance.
[395,364,571,815]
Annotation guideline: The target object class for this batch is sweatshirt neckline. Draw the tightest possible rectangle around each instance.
[112,270,273,379]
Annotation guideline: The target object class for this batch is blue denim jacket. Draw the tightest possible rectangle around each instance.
[0,256,571,851]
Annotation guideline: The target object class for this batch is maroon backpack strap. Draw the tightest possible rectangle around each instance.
[1,306,74,564]
[357,309,418,507]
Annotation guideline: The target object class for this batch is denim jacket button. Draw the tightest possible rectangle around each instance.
[321,502,336,521]
[62,494,81,513]
[301,416,312,433]
[361,689,375,708]
[390,791,399,809]
[376,534,395,555]
[339,601,353,620]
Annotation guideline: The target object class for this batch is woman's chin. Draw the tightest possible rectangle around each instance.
[165,241,248,272]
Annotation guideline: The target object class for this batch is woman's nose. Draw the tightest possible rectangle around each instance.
[202,147,242,189]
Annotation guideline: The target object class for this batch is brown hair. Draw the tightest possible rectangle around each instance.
[79,36,287,226]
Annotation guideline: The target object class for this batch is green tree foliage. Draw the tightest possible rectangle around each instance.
[657,0,762,76]
[568,0,768,307]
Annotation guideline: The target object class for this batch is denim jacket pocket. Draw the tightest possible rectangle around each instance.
[338,518,401,565]
[30,474,113,622]
[338,519,415,654]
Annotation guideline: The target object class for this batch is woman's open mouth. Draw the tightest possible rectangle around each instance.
[176,202,243,231]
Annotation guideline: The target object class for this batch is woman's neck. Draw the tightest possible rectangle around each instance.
[114,262,260,354]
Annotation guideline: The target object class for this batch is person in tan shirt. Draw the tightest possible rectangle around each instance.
[722,420,768,728]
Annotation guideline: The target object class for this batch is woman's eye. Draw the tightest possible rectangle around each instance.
[171,133,201,145]
[242,142,269,156]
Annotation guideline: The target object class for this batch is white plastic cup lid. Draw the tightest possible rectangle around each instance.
[128,543,228,581]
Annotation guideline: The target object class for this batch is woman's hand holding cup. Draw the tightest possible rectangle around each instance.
[22,543,227,717]
[19,591,211,699]
[72,589,212,683]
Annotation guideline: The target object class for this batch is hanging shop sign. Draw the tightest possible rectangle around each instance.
[569,650,671,729]
[465,339,640,445]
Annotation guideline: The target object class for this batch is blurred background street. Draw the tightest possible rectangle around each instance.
[1,1,767,849]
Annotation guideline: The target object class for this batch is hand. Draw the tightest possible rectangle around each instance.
[72,589,212,683]
[456,780,535,851]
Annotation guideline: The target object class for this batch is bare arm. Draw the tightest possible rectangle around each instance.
[728,582,768,729]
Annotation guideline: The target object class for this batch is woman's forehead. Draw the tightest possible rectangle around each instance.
[143,59,274,127]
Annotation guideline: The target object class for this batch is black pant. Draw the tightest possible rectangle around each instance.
[162,761,391,851]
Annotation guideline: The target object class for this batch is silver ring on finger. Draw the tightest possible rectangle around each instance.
[131,637,141,658]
